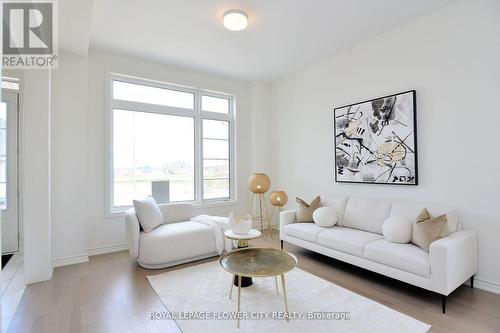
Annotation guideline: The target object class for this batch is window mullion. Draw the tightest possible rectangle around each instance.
[200,111,231,121]
[112,100,196,117]
[132,112,137,200]
[229,98,235,200]
[195,89,203,204]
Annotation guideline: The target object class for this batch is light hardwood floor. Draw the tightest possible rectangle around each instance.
[6,232,500,333]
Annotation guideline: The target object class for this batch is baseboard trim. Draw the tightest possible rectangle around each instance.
[88,243,128,257]
[51,244,129,267]
[472,277,500,294]
[52,254,89,268]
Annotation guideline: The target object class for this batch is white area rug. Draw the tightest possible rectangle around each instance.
[148,261,430,333]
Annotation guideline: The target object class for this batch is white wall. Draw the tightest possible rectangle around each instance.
[86,49,254,252]
[270,0,500,291]
[51,52,90,266]
[23,70,53,284]
[250,82,272,174]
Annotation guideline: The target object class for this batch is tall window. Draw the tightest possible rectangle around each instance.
[110,75,234,212]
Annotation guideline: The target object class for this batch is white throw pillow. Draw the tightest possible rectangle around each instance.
[133,197,164,232]
[313,207,338,228]
[382,216,413,243]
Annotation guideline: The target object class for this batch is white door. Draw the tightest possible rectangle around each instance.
[1,91,19,254]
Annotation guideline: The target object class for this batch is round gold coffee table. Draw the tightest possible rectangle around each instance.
[218,247,297,328]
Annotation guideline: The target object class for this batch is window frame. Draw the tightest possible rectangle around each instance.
[106,73,236,215]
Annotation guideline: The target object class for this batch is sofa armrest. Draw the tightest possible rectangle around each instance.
[279,210,296,239]
[430,229,478,295]
[125,208,141,258]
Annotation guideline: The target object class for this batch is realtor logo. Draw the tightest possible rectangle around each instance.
[2,0,58,69]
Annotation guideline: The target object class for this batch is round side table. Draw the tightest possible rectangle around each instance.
[224,229,261,287]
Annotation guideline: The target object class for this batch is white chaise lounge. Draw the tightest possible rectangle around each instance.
[280,196,478,313]
[125,203,228,269]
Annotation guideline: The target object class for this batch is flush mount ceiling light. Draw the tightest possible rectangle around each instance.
[223,10,248,31]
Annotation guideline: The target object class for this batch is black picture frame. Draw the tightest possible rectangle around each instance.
[333,90,418,185]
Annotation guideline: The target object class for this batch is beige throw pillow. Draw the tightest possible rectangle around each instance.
[411,208,448,252]
[296,196,321,222]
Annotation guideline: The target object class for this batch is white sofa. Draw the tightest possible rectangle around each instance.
[125,203,225,269]
[280,196,478,313]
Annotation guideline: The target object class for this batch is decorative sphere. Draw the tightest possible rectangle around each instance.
[248,173,270,193]
[270,191,288,207]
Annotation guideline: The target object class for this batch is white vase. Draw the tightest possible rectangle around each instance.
[229,212,252,235]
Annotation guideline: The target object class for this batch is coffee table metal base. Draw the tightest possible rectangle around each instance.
[234,275,252,287]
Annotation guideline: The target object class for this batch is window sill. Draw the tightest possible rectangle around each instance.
[194,200,239,209]
[106,200,240,219]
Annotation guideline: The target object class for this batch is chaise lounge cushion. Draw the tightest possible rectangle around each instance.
[159,203,196,224]
[133,197,164,232]
[285,223,326,243]
[317,227,383,257]
[139,221,216,265]
[343,198,392,234]
[364,239,430,277]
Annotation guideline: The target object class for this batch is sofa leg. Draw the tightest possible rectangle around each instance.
[280,240,284,250]
[441,295,446,314]
[471,275,474,289]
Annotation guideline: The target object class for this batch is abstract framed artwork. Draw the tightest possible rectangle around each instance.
[333,90,418,185]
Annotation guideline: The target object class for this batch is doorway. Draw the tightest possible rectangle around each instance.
[1,83,20,256]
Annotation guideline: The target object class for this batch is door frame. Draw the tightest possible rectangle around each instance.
[1,77,21,254]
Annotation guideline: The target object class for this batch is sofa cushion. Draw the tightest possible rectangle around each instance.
[285,223,325,243]
[133,197,164,232]
[364,239,430,277]
[317,227,383,257]
[139,221,216,264]
[390,202,460,234]
[320,196,348,225]
[343,198,392,234]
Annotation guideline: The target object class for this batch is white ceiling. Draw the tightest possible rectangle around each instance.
[87,0,455,81]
